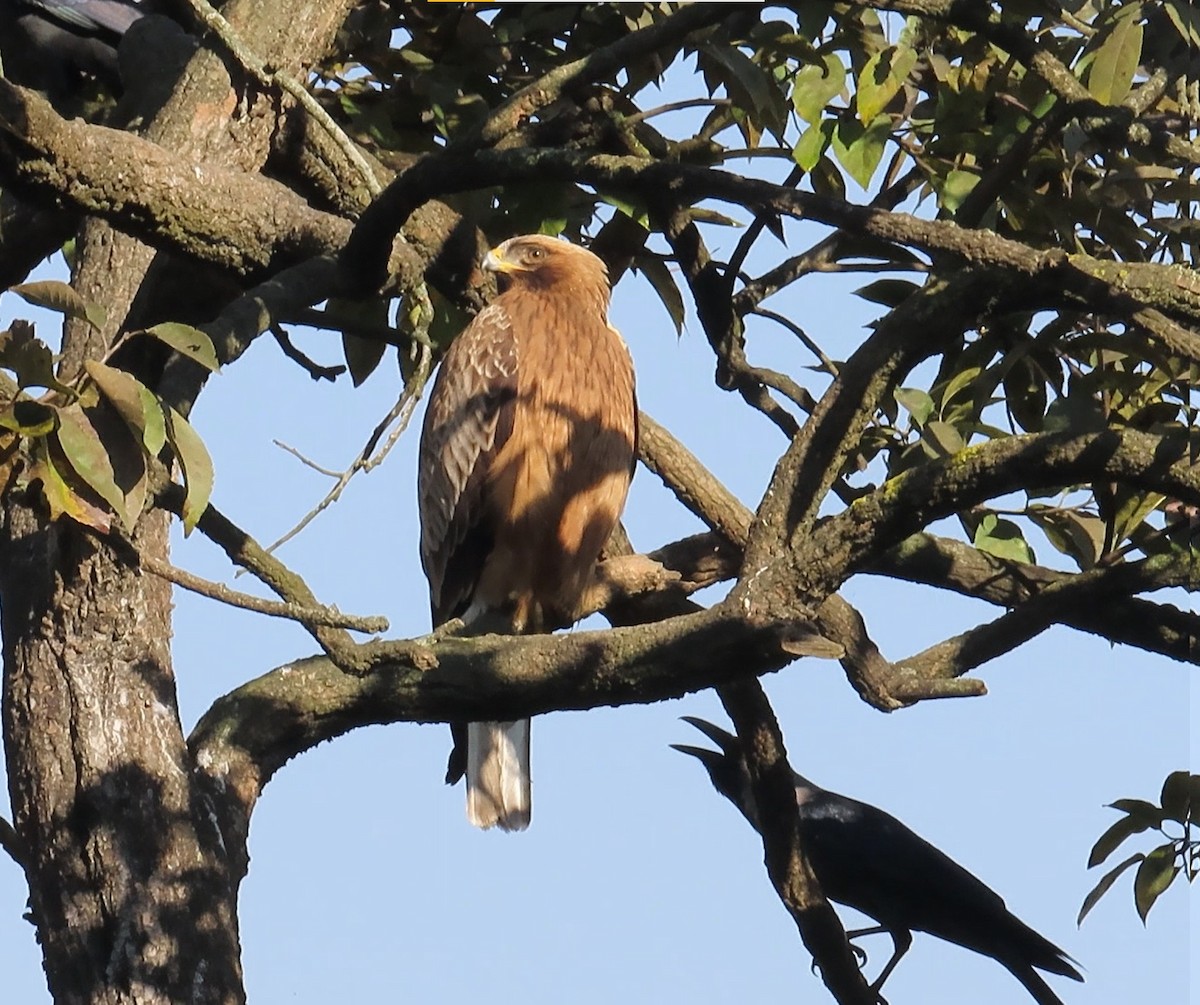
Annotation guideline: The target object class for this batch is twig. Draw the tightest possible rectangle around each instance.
[470,4,728,148]
[146,461,363,664]
[271,325,345,382]
[137,551,387,633]
[752,307,840,376]
[625,98,731,124]
[725,165,803,298]
[266,340,433,555]
[273,441,341,478]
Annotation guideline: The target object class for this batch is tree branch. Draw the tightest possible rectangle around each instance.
[188,602,807,826]
[717,679,875,1005]
[805,428,1200,599]
[469,3,728,148]
[134,549,388,634]
[876,533,1200,666]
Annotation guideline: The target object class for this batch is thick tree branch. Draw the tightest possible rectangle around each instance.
[876,533,1200,666]
[189,602,813,829]
[638,411,752,548]
[0,81,352,278]
[804,428,1200,599]
[743,270,996,586]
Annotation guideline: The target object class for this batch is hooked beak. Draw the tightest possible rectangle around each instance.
[482,244,517,274]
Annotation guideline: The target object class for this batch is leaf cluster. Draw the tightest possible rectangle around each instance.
[1079,771,1199,925]
[0,282,215,535]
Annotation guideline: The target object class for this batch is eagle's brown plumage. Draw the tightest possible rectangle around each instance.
[417,234,637,831]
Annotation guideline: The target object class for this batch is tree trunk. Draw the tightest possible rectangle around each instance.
[1,500,243,1004]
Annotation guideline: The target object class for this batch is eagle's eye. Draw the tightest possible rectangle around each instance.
[527,247,545,261]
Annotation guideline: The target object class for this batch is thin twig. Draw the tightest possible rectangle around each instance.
[625,98,731,124]
[271,325,345,382]
[267,341,434,554]
[725,165,803,298]
[139,552,388,633]
[273,441,342,478]
[752,307,840,376]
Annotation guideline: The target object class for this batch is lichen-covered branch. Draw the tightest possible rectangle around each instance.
[804,428,1200,599]
[876,533,1200,666]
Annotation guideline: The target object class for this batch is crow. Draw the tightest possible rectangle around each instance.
[674,716,1083,1004]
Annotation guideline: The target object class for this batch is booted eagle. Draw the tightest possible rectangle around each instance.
[418,235,637,831]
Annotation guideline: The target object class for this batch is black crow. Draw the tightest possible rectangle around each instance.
[674,717,1083,1004]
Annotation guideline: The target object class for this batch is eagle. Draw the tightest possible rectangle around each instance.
[417,234,638,831]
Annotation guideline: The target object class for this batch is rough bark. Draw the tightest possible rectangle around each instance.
[1,502,242,1005]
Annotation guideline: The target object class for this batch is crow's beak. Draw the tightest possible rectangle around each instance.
[679,716,739,756]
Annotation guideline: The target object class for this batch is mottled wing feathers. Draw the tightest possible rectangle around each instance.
[418,303,518,625]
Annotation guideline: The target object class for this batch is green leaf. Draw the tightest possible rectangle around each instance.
[84,361,167,455]
[0,322,76,394]
[10,280,106,329]
[0,399,59,437]
[793,118,835,172]
[895,387,934,427]
[856,44,917,123]
[1163,0,1200,46]
[1078,852,1143,926]
[144,323,221,373]
[854,278,918,307]
[1027,507,1104,570]
[972,514,1035,564]
[700,44,783,134]
[1159,772,1192,824]
[633,254,685,337]
[688,208,744,228]
[1086,13,1144,105]
[831,114,891,190]
[1003,356,1048,433]
[165,407,214,535]
[920,419,965,458]
[599,192,650,229]
[1109,798,1165,829]
[30,444,112,532]
[1088,813,1156,869]
[55,404,129,529]
[1110,488,1165,545]
[341,333,387,387]
[938,169,980,214]
[1134,844,1178,922]
[792,53,846,123]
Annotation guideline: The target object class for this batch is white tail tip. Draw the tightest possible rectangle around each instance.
[466,719,531,831]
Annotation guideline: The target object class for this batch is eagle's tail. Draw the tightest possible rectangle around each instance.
[466,719,531,831]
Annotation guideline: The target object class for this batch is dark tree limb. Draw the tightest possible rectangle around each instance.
[877,534,1200,667]
[717,679,875,1005]
[803,428,1200,601]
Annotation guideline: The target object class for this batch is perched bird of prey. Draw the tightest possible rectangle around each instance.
[418,234,637,831]
[0,0,148,91]
[674,717,1083,1005]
